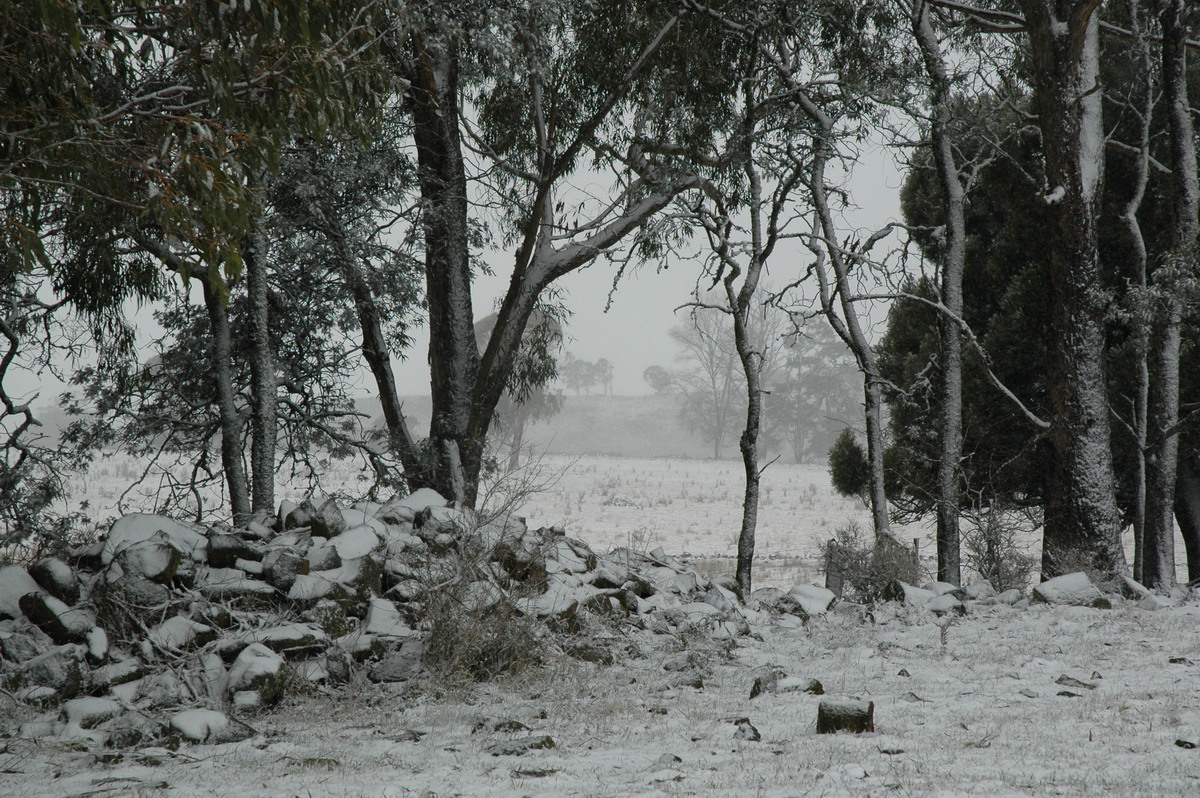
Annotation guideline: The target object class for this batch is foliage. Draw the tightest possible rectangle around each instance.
[824,522,923,604]
[960,504,1037,593]
[828,428,870,501]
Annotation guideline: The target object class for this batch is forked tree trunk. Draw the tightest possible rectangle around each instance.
[203,282,251,522]
[407,35,477,504]
[1018,1,1125,579]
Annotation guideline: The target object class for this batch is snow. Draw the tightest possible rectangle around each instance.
[102,513,207,564]
[10,601,1200,796]
[0,565,41,618]
[170,709,231,743]
[1045,185,1066,204]
[327,524,380,560]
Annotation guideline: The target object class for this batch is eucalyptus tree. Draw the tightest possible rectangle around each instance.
[386,1,741,505]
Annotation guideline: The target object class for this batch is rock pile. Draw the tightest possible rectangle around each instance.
[1,486,1171,752]
[0,488,786,749]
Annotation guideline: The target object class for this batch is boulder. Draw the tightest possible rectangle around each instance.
[19,593,94,644]
[61,697,123,729]
[21,646,84,698]
[170,709,249,744]
[1032,572,1111,608]
[0,565,43,619]
[30,558,80,605]
[787,584,837,615]
[116,534,182,583]
[963,580,997,601]
[217,623,328,661]
[89,659,146,692]
[363,597,415,638]
[306,538,342,571]
[148,616,218,651]
[227,643,286,704]
[103,514,206,565]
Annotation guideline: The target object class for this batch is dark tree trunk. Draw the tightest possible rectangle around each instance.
[407,35,477,504]
[1175,454,1200,581]
[1144,0,1199,589]
[203,282,251,522]
[914,0,964,585]
[242,228,276,515]
[1019,2,1125,580]
[338,255,424,485]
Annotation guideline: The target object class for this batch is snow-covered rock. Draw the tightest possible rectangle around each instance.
[19,593,94,644]
[227,643,286,704]
[103,514,206,565]
[1032,572,1111,608]
[328,524,382,561]
[61,697,122,729]
[0,565,43,619]
[787,583,837,615]
[170,709,247,744]
[30,557,80,605]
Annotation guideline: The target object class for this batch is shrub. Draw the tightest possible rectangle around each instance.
[824,523,923,603]
[828,428,870,501]
[961,505,1037,592]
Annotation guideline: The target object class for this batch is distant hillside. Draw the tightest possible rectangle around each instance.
[368,394,711,459]
[33,393,716,460]
[523,394,710,458]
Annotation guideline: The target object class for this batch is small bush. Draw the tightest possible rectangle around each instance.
[961,505,1037,592]
[824,523,923,603]
[828,429,870,500]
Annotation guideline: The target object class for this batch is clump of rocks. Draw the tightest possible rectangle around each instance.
[0,488,776,750]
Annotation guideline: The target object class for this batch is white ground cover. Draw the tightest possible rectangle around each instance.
[5,600,1200,797]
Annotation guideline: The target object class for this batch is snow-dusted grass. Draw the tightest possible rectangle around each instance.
[7,602,1200,797]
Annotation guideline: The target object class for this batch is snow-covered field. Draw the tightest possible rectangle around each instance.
[6,601,1200,797]
[8,452,1196,796]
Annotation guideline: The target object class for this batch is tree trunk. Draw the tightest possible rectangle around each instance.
[242,227,276,515]
[1144,0,1199,589]
[805,121,891,539]
[337,254,424,485]
[1019,2,1125,580]
[203,282,251,522]
[914,0,964,585]
[1116,0,1153,583]
[407,35,477,504]
[1175,454,1200,581]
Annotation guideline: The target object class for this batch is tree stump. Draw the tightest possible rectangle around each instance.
[816,699,875,734]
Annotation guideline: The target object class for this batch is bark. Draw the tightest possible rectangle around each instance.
[242,227,276,515]
[337,253,424,485]
[1175,454,1200,581]
[730,140,768,597]
[203,282,251,522]
[914,0,965,585]
[1144,0,1199,589]
[808,133,891,539]
[406,34,477,505]
[1019,1,1126,579]
[1117,0,1153,582]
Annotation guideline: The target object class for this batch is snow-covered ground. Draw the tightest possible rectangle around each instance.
[6,600,1200,797]
[9,452,1194,797]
